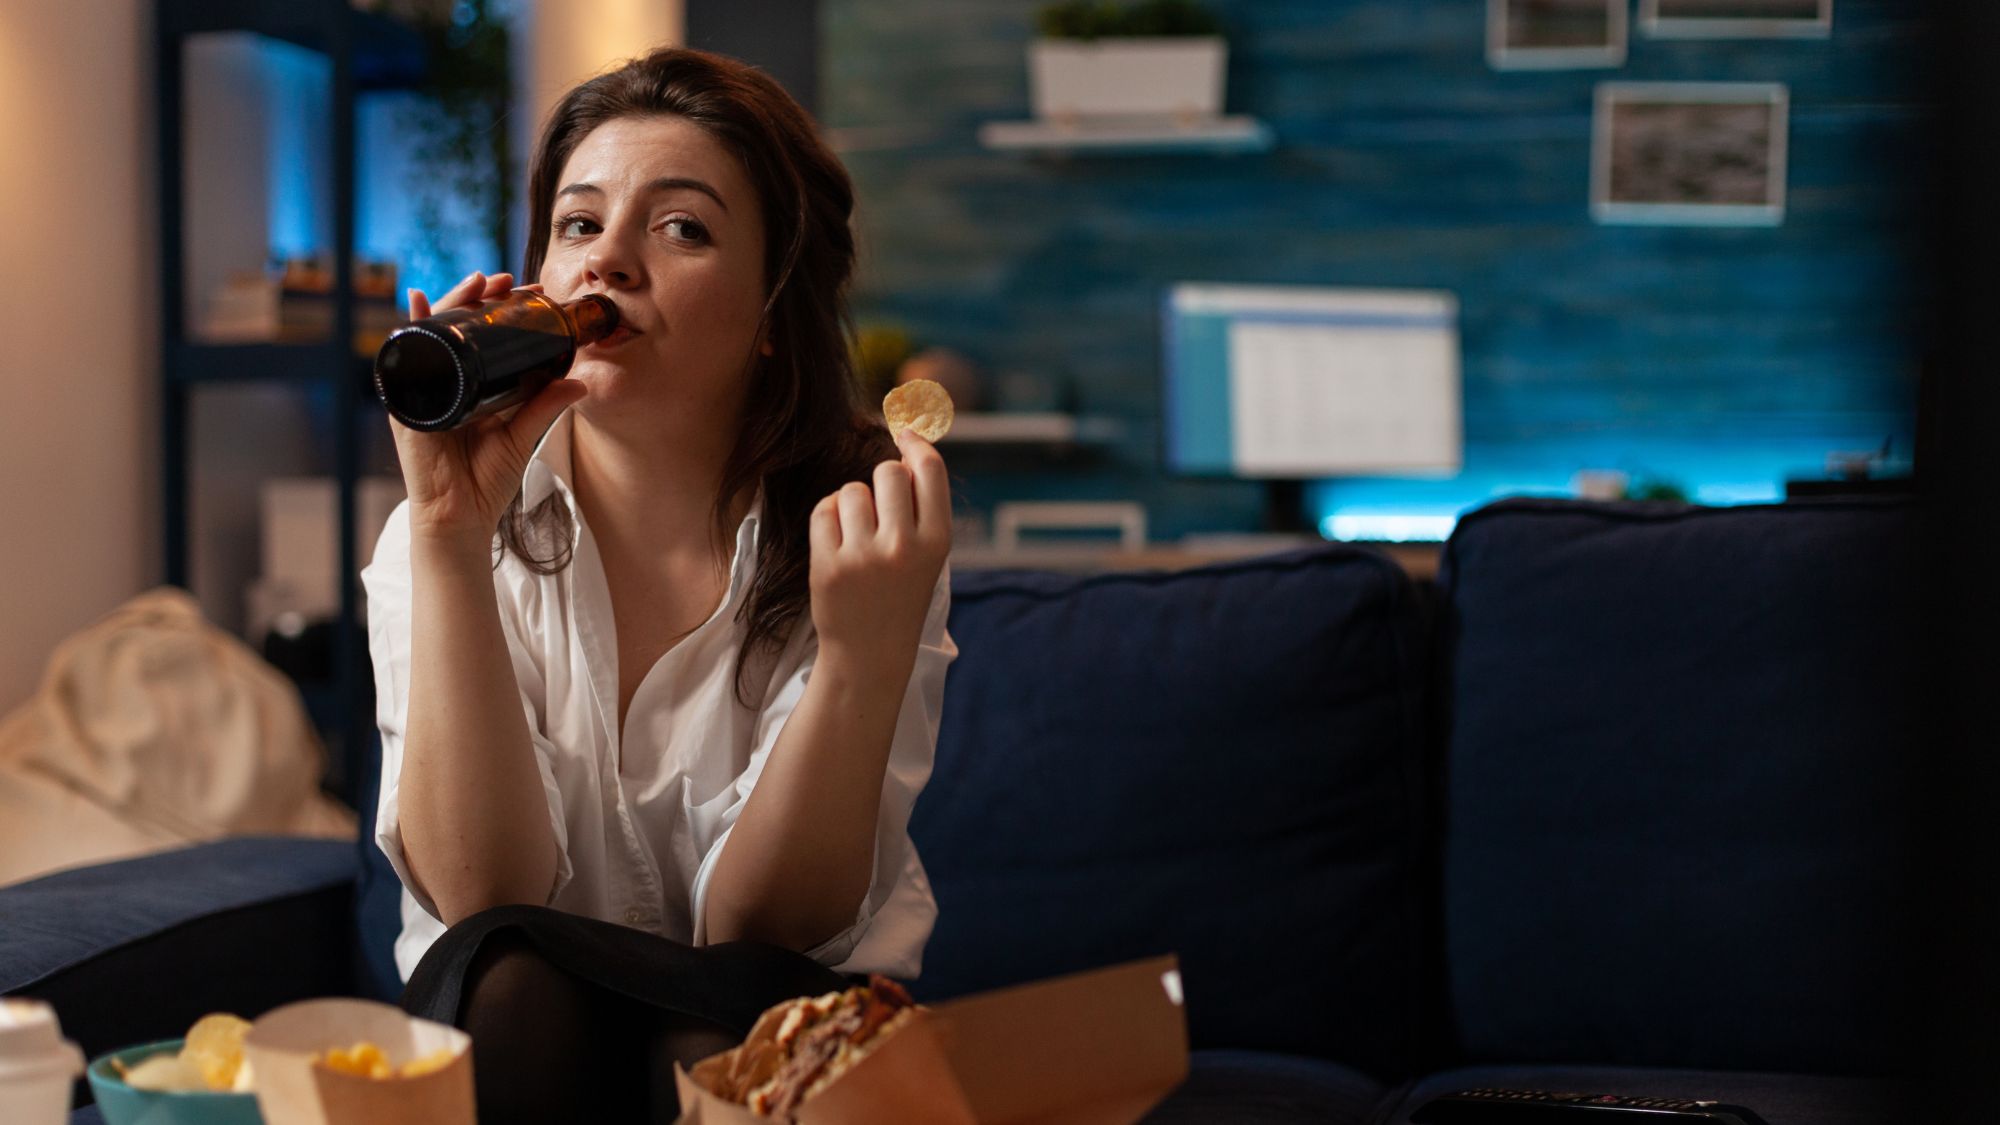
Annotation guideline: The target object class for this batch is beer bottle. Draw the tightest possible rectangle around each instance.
[373,290,618,431]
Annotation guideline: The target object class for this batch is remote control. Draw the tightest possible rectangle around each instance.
[1409,1087,1772,1125]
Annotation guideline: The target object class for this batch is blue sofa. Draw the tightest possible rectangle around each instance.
[1,498,1917,1123]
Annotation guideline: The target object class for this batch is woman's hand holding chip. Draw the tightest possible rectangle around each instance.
[807,430,952,673]
[709,431,951,950]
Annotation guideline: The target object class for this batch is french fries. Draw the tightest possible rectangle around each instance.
[316,1041,458,1080]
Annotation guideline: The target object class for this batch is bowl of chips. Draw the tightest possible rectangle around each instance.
[87,1014,263,1125]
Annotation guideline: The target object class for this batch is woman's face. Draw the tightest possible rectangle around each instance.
[538,114,769,432]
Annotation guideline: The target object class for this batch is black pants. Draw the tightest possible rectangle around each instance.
[400,905,852,1124]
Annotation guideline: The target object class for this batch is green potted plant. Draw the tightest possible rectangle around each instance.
[1030,0,1228,123]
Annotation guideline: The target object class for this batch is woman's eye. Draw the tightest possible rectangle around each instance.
[553,215,599,239]
[661,217,709,245]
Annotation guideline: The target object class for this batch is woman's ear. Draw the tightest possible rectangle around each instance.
[759,338,775,357]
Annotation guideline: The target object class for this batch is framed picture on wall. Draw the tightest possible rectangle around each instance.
[1591,83,1789,226]
[1488,0,1627,69]
[1640,0,1832,39]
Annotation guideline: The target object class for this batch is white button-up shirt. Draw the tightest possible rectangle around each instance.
[362,410,952,984]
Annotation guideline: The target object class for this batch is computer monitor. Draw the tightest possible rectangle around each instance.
[1161,284,1464,482]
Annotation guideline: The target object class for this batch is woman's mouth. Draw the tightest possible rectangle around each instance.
[586,324,643,351]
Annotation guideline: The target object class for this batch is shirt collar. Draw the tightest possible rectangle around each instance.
[520,407,578,512]
[520,408,764,591]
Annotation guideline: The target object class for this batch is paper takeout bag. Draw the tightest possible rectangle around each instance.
[244,998,475,1125]
[675,954,1189,1125]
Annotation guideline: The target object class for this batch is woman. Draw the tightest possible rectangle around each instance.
[360,46,955,1123]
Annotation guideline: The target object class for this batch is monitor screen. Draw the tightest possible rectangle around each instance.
[1162,284,1464,478]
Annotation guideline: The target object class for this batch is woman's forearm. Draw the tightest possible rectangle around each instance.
[396,531,560,925]
[703,645,912,952]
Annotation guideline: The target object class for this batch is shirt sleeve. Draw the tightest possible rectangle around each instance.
[361,500,575,925]
[685,565,955,977]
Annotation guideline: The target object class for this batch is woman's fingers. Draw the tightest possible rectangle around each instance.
[871,460,916,542]
[501,377,587,456]
[835,481,877,544]
[896,430,952,542]
[426,269,514,316]
[438,271,484,310]
[810,492,842,556]
[407,289,430,320]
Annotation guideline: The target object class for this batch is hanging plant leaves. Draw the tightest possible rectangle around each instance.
[398,0,514,282]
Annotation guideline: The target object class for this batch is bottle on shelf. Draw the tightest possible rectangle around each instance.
[372,291,618,430]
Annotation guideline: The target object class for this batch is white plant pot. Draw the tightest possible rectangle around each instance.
[1029,37,1227,121]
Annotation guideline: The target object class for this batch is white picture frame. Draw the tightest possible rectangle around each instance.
[1488,0,1628,70]
[1640,0,1832,40]
[1591,82,1789,227]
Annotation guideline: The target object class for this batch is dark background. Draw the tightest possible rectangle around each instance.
[1919,0,1998,1118]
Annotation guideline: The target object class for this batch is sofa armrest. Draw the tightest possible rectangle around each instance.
[0,837,360,1064]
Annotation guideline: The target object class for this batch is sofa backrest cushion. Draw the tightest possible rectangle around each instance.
[1439,498,1917,1075]
[355,730,403,1002]
[909,547,1433,1080]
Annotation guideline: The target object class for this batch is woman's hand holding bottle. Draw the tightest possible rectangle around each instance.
[388,271,588,547]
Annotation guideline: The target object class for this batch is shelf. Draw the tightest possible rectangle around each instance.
[167,342,370,385]
[940,413,1123,446]
[159,0,420,812]
[977,115,1273,155]
[166,0,427,90]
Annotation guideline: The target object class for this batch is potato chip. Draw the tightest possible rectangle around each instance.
[123,1051,207,1092]
[183,1013,252,1091]
[883,378,954,442]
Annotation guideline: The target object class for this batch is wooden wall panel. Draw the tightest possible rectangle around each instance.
[821,0,1926,534]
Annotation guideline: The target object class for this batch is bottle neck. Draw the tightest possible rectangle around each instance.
[564,294,619,345]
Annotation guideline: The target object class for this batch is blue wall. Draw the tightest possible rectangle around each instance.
[821,0,1927,539]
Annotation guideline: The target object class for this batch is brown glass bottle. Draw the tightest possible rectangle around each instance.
[373,291,618,431]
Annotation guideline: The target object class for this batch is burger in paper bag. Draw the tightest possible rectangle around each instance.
[691,975,921,1119]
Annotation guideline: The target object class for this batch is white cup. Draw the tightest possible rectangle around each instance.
[0,998,85,1125]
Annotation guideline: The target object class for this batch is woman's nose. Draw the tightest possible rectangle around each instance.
[583,236,642,289]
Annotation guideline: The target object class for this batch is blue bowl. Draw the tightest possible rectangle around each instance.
[85,1039,264,1125]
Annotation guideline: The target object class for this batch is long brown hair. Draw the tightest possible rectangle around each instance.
[502,46,895,704]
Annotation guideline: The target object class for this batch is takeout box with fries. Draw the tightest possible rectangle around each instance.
[674,954,1189,1125]
[242,999,474,1125]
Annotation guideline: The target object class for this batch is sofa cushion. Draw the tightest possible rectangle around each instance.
[1439,499,1918,1075]
[354,730,404,1001]
[910,547,1432,1080]
[1142,1049,1385,1124]
[1375,1064,1909,1125]
[0,837,357,1083]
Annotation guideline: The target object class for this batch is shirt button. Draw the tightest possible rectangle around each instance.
[625,909,644,926]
